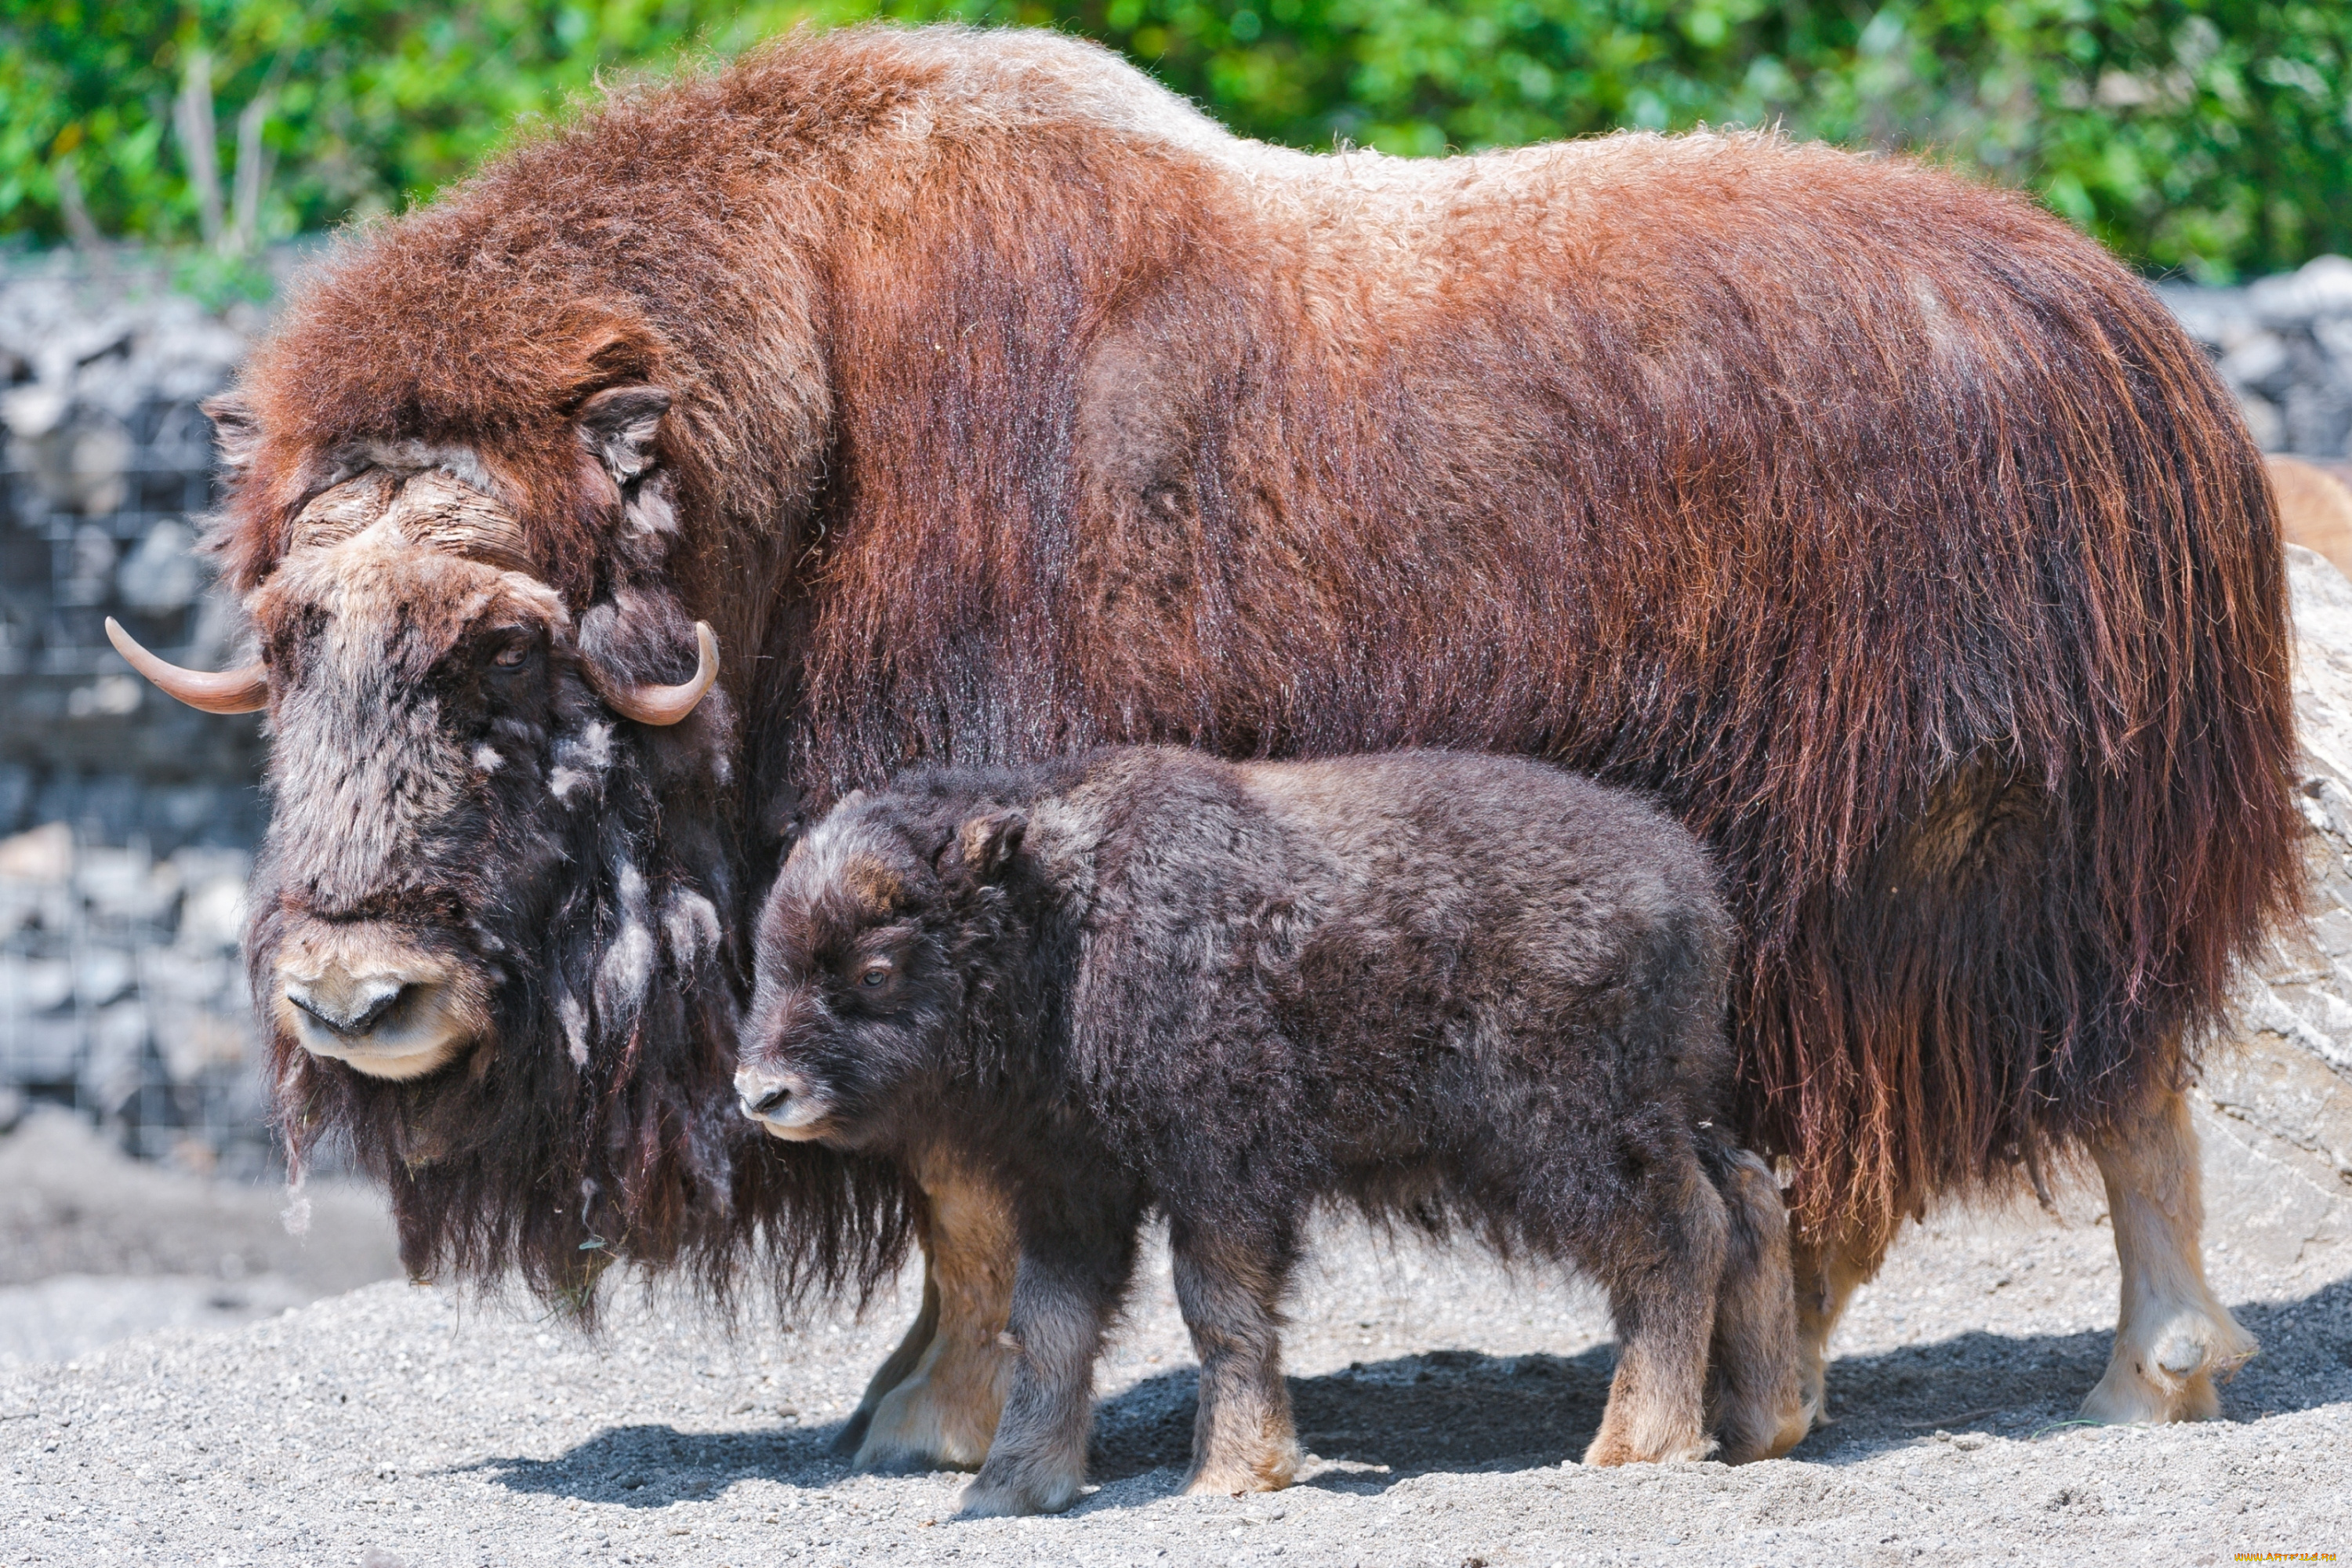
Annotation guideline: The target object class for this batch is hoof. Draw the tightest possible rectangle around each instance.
[2079,1312,2256,1425]
[958,1469,1083,1517]
[1780,1389,1820,1454]
[1790,1343,1836,1439]
[1181,1442,1300,1497]
[851,1374,994,1473]
[1715,1396,1811,1464]
[1581,1430,1715,1466]
[830,1408,874,1457]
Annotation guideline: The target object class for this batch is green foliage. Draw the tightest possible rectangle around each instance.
[5,0,2349,278]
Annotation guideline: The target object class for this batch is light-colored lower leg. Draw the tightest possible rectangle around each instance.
[852,1153,1019,1472]
[1704,1148,1807,1462]
[1584,1171,1725,1467]
[1584,1276,1719,1465]
[2079,1085,2256,1424]
[1172,1232,1300,1496]
[834,1267,939,1456]
[959,1257,1115,1516]
[1790,1219,1892,1435]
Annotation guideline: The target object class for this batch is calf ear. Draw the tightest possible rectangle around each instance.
[952,809,1028,883]
[201,392,261,478]
[577,384,671,484]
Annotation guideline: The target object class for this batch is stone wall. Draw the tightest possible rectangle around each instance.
[2161,255,2352,458]
[0,259,267,1171]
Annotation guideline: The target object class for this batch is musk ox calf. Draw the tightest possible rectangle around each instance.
[736,748,1804,1514]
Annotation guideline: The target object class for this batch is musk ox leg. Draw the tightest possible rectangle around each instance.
[853,1161,1019,1473]
[1700,1145,1806,1462]
[834,1267,940,1457]
[1583,1158,1726,1467]
[2080,1085,2256,1425]
[1169,1219,1301,1497]
[1790,1221,1893,1435]
[960,1224,1140,1518]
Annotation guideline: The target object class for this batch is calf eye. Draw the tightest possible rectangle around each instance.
[858,964,890,989]
[492,639,532,668]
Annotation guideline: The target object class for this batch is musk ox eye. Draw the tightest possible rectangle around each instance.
[492,637,534,669]
[858,964,890,989]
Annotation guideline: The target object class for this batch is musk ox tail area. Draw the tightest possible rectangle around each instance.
[1740,252,2300,1247]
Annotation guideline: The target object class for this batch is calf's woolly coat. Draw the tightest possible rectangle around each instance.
[739,750,1802,1512]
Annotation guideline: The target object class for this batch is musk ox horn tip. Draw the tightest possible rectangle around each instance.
[604,620,719,727]
[105,617,269,715]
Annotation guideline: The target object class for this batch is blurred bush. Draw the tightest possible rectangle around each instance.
[3,1,2348,280]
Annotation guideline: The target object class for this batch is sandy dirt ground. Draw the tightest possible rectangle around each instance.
[0,1110,400,1367]
[0,1116,2344,1568]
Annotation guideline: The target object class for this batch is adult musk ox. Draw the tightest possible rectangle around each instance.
[739,750,1804,1512]
[114,25,2298,1462]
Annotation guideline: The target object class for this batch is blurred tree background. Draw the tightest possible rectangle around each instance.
[3,0,2348,281]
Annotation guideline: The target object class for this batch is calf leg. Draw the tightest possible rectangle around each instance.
[852,1156,1019,1472]
[2079,1083,2255,1424]
[1584,1154,1727,1466]
[1169,1218,1301,1496]
[1700,1145,1806,1461]
[960,1215,1141,1517]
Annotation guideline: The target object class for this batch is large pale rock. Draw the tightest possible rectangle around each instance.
[2205,545,2352,1263]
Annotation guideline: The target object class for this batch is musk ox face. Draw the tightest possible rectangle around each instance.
[237,454,727,1093]
[116,401,731,1104]
[246,505,613,1080]
[105,327,913,1310]
[736,795,1027,1150]
[112,387,729,1089]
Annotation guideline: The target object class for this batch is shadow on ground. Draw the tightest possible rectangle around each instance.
[1802,1276,2352,1461]
[466,1277,2352,1508]
[461,1421,855,1507]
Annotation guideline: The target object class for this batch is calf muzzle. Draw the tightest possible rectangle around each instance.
[734,1065,832,1139]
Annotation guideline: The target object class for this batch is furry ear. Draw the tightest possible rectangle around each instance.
[576,384,670,485]
[201,392,261,477]
[952,809,1028,883]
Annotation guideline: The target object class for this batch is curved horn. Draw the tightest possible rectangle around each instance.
[105,618,268,714]
[600,621,719,726]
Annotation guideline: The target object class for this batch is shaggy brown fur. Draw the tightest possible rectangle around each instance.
[739,750,1802,1511]
[201,29,2294,1336]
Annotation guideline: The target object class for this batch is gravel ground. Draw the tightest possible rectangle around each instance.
[2,1131,2345,1568]
[0,1110,398,1367]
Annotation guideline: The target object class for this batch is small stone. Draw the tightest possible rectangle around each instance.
[0,822,73,882]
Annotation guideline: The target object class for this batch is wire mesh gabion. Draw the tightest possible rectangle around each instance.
[0,258,274,1175]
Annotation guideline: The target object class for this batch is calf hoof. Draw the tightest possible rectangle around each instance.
[1581,1428,1715,1466]
[2079,1311,2256,1425]
[957,1464,1085,1517]
[852,1374,995,1473]
[1764,1396,1814,1460]
[1181,1440,1300,1497]
[1714,1396,1811,1464]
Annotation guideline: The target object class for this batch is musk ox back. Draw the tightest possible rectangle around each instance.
[114,26,2296,1439]
[738,750,1803,1512]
